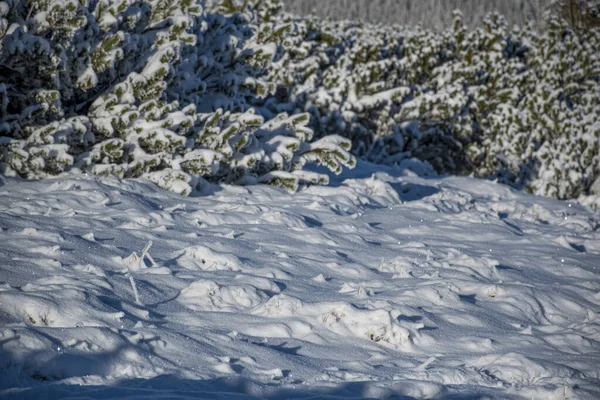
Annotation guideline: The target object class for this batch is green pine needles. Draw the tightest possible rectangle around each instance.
[1,0,599,201]
[258,5,600,201]
[0,0,354,195]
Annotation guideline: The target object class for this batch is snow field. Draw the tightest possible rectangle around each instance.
[0,162,599,399]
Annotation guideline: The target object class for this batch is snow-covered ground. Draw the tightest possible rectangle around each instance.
[1,162,599,399]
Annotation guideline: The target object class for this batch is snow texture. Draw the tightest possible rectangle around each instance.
[0,161,599,399]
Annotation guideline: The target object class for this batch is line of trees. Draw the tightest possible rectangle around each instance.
[284,0,554,29]
[1,0,599,202]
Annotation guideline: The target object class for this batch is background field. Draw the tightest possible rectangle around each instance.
[284,0,554,28]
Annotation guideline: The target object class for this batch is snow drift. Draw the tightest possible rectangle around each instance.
[0,162,599,399]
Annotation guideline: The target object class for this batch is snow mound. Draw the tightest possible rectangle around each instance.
[178,280,269,312]
[174,245,243,271]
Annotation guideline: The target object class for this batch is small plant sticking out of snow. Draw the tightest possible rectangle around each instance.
[125,240,159,305]
[367,328,390,343]
[26,313,36,325]
[127,241,158,272]
[40,313,53,326]
[485,285,500,298]
[321,309,346,324]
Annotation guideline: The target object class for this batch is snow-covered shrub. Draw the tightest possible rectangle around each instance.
[255,12,483,173]
[253,14,460,172]
[254,6,599,200]
[0,0,354,194]
[465,13,600,199]
[1,0,598,200]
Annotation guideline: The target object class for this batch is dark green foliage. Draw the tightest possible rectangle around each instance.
[0,0,355,194]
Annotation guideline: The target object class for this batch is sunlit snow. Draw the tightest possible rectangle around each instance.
[0,162,599,399]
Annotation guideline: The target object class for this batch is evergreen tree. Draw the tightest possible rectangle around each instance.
[0,0,355,194]
[1,0,598,201]
[256,4,599,201]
